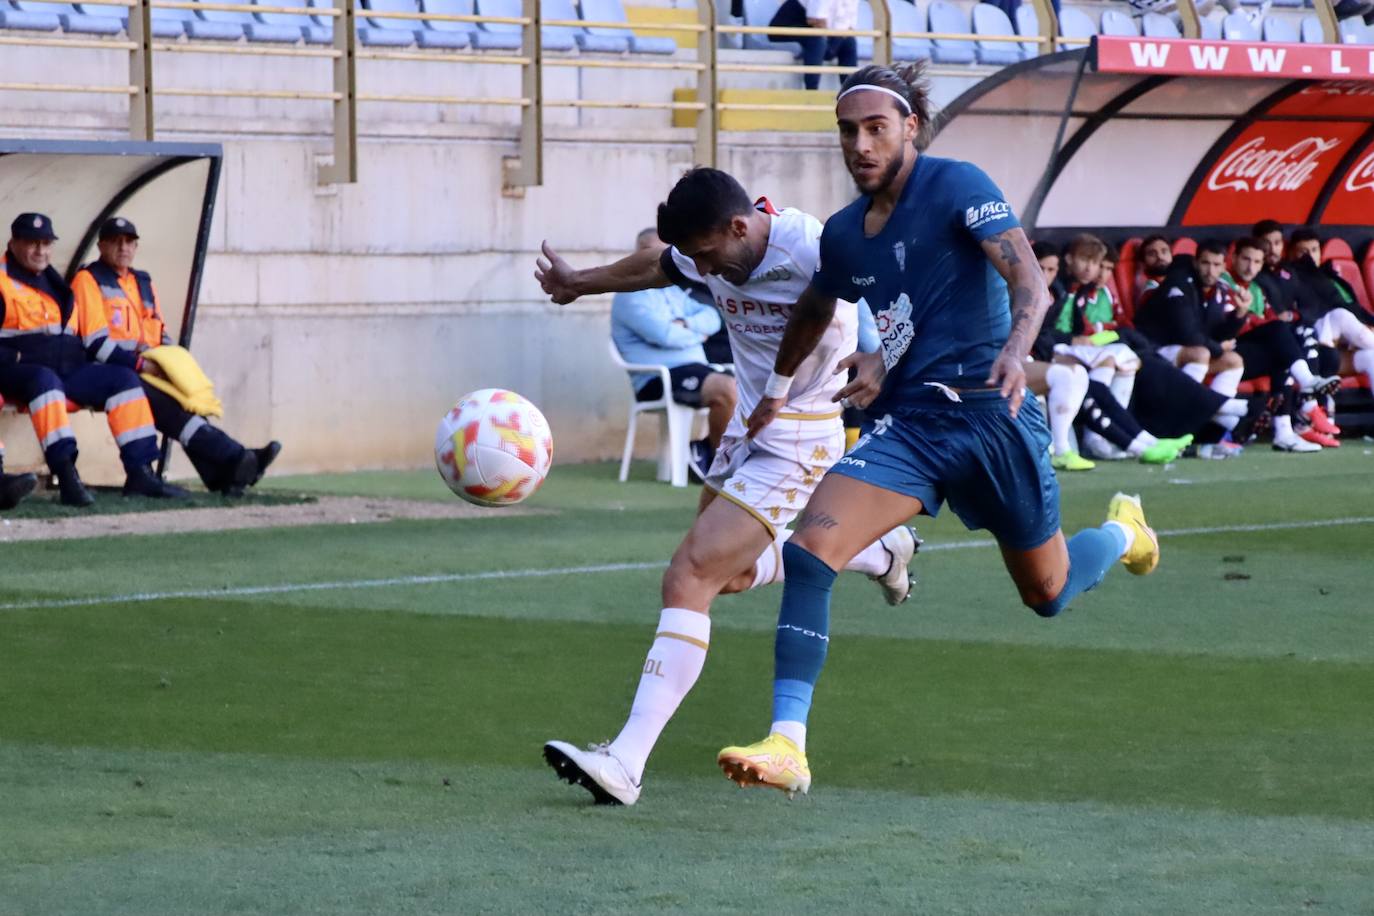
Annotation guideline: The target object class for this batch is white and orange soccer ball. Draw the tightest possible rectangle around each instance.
[435,388,553,507]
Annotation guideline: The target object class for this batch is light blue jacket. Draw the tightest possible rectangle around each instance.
[611,286,722,392]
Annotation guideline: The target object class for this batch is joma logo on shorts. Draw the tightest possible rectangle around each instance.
[851,275,876,286]
[837,456,867,468]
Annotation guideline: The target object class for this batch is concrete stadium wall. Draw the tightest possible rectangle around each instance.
[0,43,982,480]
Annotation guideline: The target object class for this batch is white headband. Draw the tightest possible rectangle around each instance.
[836,84,912,114]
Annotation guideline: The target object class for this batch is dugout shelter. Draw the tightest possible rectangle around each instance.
[0,139,222,476]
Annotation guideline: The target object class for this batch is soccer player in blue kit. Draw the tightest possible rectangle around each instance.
[716,63,1160,797]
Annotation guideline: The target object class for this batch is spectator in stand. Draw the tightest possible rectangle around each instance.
[1284,229,1374,395]
[769,0,857,91]
[611,227,737,480]
[1225,237,1342,447]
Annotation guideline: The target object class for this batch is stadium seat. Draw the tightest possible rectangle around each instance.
[147,0,245,39]
[358,0,425,45]
[477,0,573,49]
[73,0,184,35]
[1341,18,1374,44]
[1142,12,1180,38]
[421,0,521,49]
[15,0,121,34]
[0,0,59,30]
[742,0,798,53]
[928,1,976,64]
[1100,8,1138,37]
[250,0,330,42]
[1222,10,1259,40]
[971,3,1021,65]
[1057,6,1096,50]
[1270,0,1302,7]
[1199,15,1221,39]
[1261,15,1297,42]
[889,0,933,61]
[1115,236,1141,319]
[195,0,301,41]
[579,0,677,53]
[1014,2,1041,57]
[1300,14,1323,42]
[542,0,626,52]
[1323,238,1373,315]
[1172,236,1196,256]
[607,340,707,488]
[1364,249,1374,316]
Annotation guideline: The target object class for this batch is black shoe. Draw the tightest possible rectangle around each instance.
[0,472,37,510]
[687,439,715,484]
[51,460,95,508]
[250,441,281,486]
[220,449,259,497]
[123,465,191,500]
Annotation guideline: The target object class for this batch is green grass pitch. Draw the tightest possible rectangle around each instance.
[2,450,1373,914]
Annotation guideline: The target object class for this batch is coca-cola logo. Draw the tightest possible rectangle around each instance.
[1206,136,1342,193]
[1346,150,1374,193]
[1299,81,1374,98]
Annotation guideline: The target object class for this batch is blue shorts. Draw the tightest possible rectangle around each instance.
[829,388,1061,551]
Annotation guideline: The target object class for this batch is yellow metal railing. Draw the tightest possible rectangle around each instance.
[4,0,1291,186]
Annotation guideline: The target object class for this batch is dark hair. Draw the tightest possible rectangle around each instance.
[656,168,754,248]
[1031,240,1059,261]
[1140,233,1169,250]
[1197,238,1228,258]
[1066,233,1107,260]
[838,62,933,148]
[1251,219,1283,237]
[1289,227,1320,247]
[1102,242,1118,263]
[1233,236,1265,257]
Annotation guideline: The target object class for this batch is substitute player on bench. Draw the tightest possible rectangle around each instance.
[534,168,919,806]
[717,63,1159,797]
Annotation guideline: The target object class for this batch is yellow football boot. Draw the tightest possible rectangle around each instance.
[1107,492,1159,576]
[717,733,811,798]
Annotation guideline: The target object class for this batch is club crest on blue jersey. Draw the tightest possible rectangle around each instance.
[893,241,906,272]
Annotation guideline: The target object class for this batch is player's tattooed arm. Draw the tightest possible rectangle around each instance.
[534,240,670,305]
[747,284,838,438]
[980,227,1052,417]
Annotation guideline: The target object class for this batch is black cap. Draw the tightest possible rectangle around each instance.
[11,212,57,242]
[99,216,139,240]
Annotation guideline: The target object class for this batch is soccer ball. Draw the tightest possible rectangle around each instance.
[435,388,553,507]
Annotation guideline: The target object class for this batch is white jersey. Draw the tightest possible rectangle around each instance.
[667,204,858,418]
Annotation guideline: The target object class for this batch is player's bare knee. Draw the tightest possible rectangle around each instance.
[704,372,737,409]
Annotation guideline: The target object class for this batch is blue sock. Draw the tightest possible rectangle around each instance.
[771,542,837,726]
[1031,524,1127,618]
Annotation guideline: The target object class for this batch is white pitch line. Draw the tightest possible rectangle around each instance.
[2,516,1371,613]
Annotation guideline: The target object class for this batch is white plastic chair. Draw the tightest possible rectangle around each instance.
[608,340,707,487]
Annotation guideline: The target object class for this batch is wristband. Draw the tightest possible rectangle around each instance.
[763,371,793,399]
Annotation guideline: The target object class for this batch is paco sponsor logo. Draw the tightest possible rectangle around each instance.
[1345,150,1374,193]
[964,200,1011,229]
[1206,136,1342,193]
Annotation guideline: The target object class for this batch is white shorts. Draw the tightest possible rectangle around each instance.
[1314,308,1374,351]
[1156,343,1185,364]
[1054,341,1140,372]
[704,407,846,534]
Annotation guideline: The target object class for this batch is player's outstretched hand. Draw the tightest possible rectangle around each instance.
[833,351,886,410]
[747,396,785,439]
[986,352,1027,417]
[534,240,579,305]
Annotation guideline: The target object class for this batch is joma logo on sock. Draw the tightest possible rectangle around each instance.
[777,624,829,642]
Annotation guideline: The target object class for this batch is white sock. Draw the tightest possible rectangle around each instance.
[1213,412,1240,432]
[1046,363,1086,455]
[1355,349,1374,391]
[770,719,807,752]
[608,607,710,783]
[1300,399,1317,419]
[1181,361,1208,383]
[846,532,895,576]
[749,529,792,590]
[1108,372,1136,409]
[1088,365,1115,388]
[1104,520,1135,556]
[1125,431,1157,457]
[1210,367,1243,398]
[1217,398,1248,417]
[1274,414,1295,442]
[1288,359,1315,390]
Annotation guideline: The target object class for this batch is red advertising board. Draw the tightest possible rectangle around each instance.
[1181,121,1367,225]
[1269,81,1374,117]
[1095,36,1374,82]
[1321,140,1374,225]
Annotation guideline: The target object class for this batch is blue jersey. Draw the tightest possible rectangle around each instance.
[810,155,1019,416]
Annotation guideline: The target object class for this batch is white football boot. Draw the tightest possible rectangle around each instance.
[544,740,641,806]
[872,525,921,606]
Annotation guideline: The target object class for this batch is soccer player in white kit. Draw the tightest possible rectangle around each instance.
[534,167,919,806]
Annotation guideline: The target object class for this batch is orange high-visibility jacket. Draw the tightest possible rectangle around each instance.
[71,261,170,370]
[0,253,85,374]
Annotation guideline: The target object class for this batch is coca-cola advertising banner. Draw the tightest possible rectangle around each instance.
[1269,81,1374,118]
[1322,140,1374,226]
[1095,36,1374,82]
[1181,121,1368,226]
